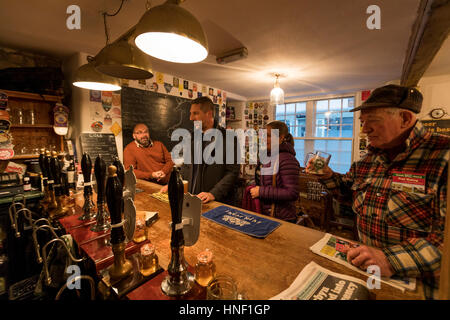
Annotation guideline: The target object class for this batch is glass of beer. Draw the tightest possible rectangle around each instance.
[206,275,238,300]
[182,180,188,193]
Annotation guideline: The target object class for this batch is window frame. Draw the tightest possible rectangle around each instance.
[274,94,356,172]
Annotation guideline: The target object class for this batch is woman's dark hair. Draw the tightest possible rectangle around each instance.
[267,120,294,146]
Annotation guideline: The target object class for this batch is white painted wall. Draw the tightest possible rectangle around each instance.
[417,74,450,120]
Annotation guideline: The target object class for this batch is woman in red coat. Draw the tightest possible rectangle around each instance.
[250,121,301,223]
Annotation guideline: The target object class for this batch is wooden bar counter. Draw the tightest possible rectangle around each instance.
[127,179,424,300]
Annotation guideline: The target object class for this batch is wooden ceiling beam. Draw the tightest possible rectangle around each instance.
[401,0,450,87]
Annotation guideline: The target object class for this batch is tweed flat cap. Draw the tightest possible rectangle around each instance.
[350,84,423,113]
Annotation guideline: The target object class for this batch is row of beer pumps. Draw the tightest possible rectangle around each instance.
[38,147,203,297]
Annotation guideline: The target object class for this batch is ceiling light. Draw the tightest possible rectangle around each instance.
[134,0,208,63]
[270,74,284,105]
[94,36,154,79]
[73,62,121,91]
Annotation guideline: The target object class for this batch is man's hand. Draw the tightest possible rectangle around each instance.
[343,245,394,277]
[250,186,260,199]
[160,185,168,193]
[305,159,334,179]
[152,170,166,181]
[196,192,215,203]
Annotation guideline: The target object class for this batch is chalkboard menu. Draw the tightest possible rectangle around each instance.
[121,86,219,151]
[80,133,118,166]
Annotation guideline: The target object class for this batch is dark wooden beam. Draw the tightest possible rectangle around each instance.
[401,0,450,87]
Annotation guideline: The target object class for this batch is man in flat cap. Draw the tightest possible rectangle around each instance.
[307,84,449,299]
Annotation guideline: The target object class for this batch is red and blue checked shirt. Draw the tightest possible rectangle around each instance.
[321,121,449,299]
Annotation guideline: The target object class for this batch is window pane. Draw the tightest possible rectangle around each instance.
[342,112,354,125]
[294,140,305,167]
[296,102,306,114]
[285,114,296,128]
[315,126,327,137]
[276,104,285,120]
[316,100,328,112]
[328,112,341,125]
[313,140,353,174]
[328,125,340,137]
[342,97,354,111]
[296,126,306,137]
[286,103,296,115]
[296,116,306,127]
[289,125,297,137]
[342,125,353,137]
[330,99,341,111]
[316,113,327,126]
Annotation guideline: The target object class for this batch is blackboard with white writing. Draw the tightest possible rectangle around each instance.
[121,86,194,151]
[80,133,118,166]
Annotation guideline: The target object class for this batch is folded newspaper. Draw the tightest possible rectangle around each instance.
[271,261,370,300]
[309,233,416,292]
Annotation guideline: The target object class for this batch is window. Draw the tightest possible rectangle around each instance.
[275,96,354,174]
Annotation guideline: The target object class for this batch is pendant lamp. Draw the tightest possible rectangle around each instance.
[270,74,284,105]
[134,0,208,63]
[73,61,121,91]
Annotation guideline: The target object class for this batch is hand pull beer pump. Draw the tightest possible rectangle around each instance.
[79,153,96,221]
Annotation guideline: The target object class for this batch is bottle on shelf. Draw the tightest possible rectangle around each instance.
[23,174,31,192]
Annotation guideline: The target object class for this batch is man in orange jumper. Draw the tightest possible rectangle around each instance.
[124,123,174,184]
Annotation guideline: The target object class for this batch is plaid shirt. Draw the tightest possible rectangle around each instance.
[322,121,449,299]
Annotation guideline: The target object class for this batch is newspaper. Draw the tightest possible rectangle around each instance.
[309,233,416,292]
[270,261,370,300]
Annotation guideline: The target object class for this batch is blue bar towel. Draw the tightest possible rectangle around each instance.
[202,206,281,238]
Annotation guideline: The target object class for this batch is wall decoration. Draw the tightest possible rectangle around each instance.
[138,79,146,86]
[112,93,121,106]
[183,80,189,89]
[111,107,121,118]
[217,90,221,97]
[156,72,164,84]
[173,77,179,88]
[422,119,450,136]
[91,121,103,132]
[150,82,158,92]
[197,92,202,98]
[193,83,197,92]
[213,95,217,103]
[188,89,193,98]
[101,91,113,112]
[209,88,214,96]
[164,83,173,93]
[90,90,101,102]
[104,113,112,125]
[110,121,122,136]
[121,79,129,87]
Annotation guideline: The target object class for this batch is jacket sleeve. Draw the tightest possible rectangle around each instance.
[123,144,152,180]
[320,162,356,203]
[259,156,300,201]
[160,143,174,176]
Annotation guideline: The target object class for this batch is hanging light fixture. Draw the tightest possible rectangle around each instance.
[270,73,284,105]
[94,34,154,79]
[134,0,208,63]
[94,2,154,80]
[73,60,122,91]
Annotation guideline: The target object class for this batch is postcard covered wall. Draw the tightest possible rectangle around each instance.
[270,261,370,300]
[310,233,416,292]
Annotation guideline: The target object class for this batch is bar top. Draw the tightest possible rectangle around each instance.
[132,179,424,300]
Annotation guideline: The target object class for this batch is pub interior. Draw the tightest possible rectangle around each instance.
[0,0,449,305]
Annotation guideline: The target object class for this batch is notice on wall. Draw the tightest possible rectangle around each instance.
[421,119,450,136]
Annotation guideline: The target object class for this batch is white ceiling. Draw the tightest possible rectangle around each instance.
[1,0,447,101]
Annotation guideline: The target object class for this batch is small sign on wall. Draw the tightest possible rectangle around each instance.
[421,119,450,136]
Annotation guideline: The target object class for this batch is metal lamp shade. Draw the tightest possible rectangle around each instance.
[134,2,208,63]
[94,39,154,80]
[73,62,121,91]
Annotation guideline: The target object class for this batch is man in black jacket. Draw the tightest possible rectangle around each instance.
[183,97,239,204]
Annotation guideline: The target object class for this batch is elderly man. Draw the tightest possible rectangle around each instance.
[307,84,449,299]
[124,123,174,184]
